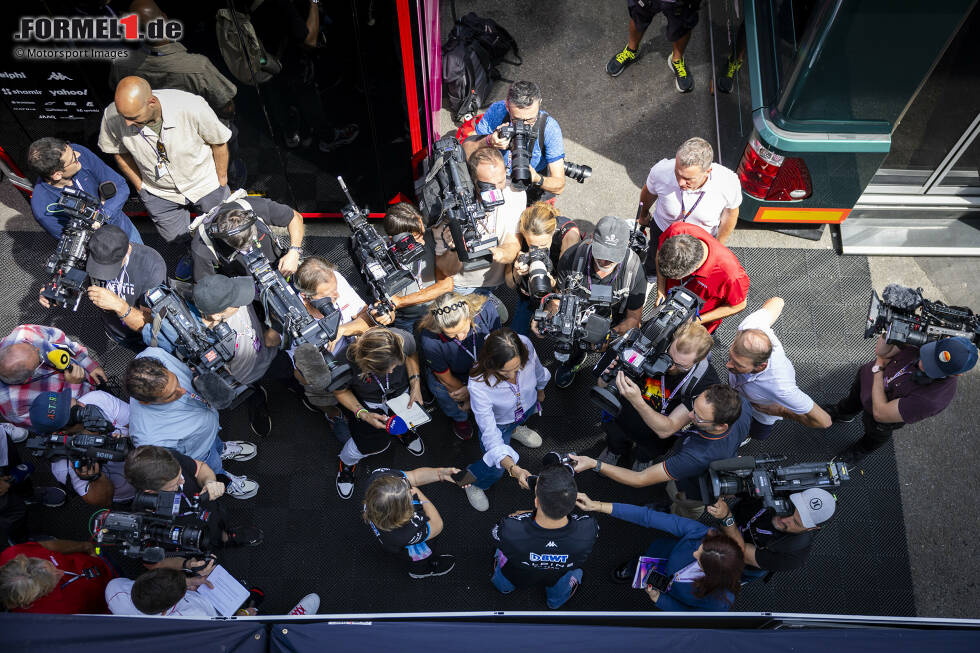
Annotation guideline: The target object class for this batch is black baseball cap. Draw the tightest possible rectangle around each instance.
[193,274,255,315]
[591,215,630,262]
[86,224,130,280]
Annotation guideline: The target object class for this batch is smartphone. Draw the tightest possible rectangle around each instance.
[452,469,477,487]
[643,568,670,592]
[526,475,539,492]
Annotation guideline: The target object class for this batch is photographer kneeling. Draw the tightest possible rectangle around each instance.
[706,488,837,581]
[576,492,743,611]
[534,215,646,388]
[507,202,582,336]
[125,444,263,548]
[363,466,460,579]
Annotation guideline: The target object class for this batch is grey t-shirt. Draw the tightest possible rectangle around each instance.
[222,304,278,385]
[393,233,438,323]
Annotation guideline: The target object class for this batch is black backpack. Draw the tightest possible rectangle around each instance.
[442,12,522,122]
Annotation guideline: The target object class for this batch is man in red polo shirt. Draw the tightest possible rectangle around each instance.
[655,222,749,333]
[0,539,115,613]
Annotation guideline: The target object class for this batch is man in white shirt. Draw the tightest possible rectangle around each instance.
[639,137,741,276]
[98,76,232,243]
[106,565,217,617]
[724,297,832,441]
[435,147,524,299]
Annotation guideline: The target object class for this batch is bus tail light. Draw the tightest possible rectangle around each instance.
[736,136,812,201]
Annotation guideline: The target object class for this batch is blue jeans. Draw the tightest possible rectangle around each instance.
[491,549,583,609]
[453,286,494,297]
[425,369,468,421]
[510,295,535,337]
[202,435,225,476]
[466,407,537,490]
[748,418,773,441]
[110,213,143,245]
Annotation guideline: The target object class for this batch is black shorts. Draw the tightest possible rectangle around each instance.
[628,0,700,42]
[349,409,394,455]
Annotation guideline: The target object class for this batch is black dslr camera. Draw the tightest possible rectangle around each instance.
[533,258,615,362]
[94,490,211,562]
[517,246,553,298]
[338,176,424,314]
[866,284,978,346]
[591,287,703,416]
[527,451,576,492]
[239,246,352,391]
[698,455,849,517]
[41,181,117,310]
[497,118,535,191]
[144,285,249,410]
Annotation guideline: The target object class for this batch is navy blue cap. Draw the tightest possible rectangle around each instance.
[29,389,73,433]
[919,337,978,378]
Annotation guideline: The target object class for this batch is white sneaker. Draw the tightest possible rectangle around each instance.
[225,474,259,500]
[221,440,257,461]
[1,423,28,443]
[511,425,542,448]
[288,593,320,615]
[465,485,489,512]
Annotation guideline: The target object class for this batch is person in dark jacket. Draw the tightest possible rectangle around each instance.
[576,492,743,611]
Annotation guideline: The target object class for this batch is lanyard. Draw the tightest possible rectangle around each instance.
[743,508,774,537]
[656,366,697,415]
[184,389,210,408]
[679,189,706,220]
[59,565,102,589]
[884,361,915,387]
[373,373,391,399]
[452,331,478,362]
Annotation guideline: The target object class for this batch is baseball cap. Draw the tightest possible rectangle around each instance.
[193,274,255,315]
[590,215,630,262]
[29,389,73,433]
[86,224,130,280]
[918,336,978,379]
[789,488,836,529]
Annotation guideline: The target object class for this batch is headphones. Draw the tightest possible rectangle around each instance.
[206,204,258,241]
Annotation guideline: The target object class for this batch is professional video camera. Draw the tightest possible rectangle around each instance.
[239,246,352,391]
[417,136,498,271]
[144,285,249,410]
[26,432,132,472]
[533,258,617,362]
[337,176,425,314]
[866,284,979,346]
[93,490,211,562]
[590,287,703,416]
[40,181,117,310]
[527,451,576,492]
[698,455,850,517]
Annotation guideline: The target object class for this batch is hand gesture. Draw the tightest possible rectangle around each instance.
[567,454,596,473]
[91,367,109,385]
[86,286,126,313]
[0,476,11,497]
[575,492,602,512]
[614,371,642,404]
[371,306,396,326]
[489,125,511,149]
[513,259,530,278]
[706,498,731,520]
[448,386,469,402]
[362,412,389,430]
[38,289,52,309]
[277,249,301,277]
[74,461,100,479]
[408,383,424,409]
[202,480,226,500]
[63,363,86,384]
[509,465,531,490]
[435,467,461,483]
[645,586,661,603]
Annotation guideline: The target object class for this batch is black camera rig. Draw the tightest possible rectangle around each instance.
[866,284,978,347]
[26,431,132,472]
[144,285,249,410]
[239,246,353,391]
[590,287,703,416]
[517,246,554,298]
[94,490,211,563]
[698,455,850,517]
[338,176,424,314]
[497,118,535,191]
[422,136,498,272]
[40,181,117,310]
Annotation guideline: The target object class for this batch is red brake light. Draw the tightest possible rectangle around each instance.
[736,136,812,201]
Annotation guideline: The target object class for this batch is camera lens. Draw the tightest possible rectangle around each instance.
[564,161,592,183]
[527,260,551,298]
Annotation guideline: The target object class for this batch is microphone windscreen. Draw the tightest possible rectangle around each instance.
[386,415,408,435]
[194,372,236,410]
[294,343,333,390]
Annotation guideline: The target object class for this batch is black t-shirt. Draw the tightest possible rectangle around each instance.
[733,497,815,572]
[341,328,416,407]
[173,451,203,497]
[191,197,294,281]
[615,363,721,435]
[492,511,598,587]
[363,468,429,557]
[516,216,580,299]
[556,242,646,321]
[95,243,167,340]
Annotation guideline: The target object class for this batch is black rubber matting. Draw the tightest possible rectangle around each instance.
[2,230,914,616]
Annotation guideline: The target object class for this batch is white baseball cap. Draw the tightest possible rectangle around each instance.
[789,488,836,528]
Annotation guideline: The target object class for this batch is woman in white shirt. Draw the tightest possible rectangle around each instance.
[459,328,550,511]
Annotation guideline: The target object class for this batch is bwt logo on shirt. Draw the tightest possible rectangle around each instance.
[529,552,569,563]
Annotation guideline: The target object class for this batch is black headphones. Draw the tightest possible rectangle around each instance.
[206,203,258,240]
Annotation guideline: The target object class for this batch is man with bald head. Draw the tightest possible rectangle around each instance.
[0,325,107,429]
[98,75,232,243]
[724,297,831,441]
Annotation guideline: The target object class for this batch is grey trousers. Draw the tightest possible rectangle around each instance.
[139,184,230,243]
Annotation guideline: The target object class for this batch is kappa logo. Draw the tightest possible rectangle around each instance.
[809,497,823,511]
[545,541,558,548]
[48,72,72,81]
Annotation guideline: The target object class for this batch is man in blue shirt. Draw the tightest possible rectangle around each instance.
[570,383,749,519]
[27,137,142,244]
[464,81,566,203]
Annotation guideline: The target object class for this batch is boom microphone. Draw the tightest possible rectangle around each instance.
[193,372,238,410]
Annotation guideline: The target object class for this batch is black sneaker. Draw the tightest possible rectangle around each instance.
[336,461,356,499]
[409,554,456,579]
[25,486,67,508]
[223,525,264,547]
[554,350,588,389]
[611,559,635,584]
[606,45,638,77]
[837,447,866,468]
[396,432,425,456]
[668,54,694,93]
[249,386,272,437]
[717,56,742,94]
[822,404,857,424]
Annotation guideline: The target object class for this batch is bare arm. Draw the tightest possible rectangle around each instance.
[78,466,114,508]
[392,276,454,310]
[210,143,229,186]
[491,233,521,265]
[588,456,672,488]
[757,296,785,327]
[433,369,465,393]
[716,207,739,244]
[532,160,566,195]
[698,299,748,325]
[638,186,658,225]
[114,152,142,191]
[412,487,444,538]
[303,0,320,48]
[404,467,459,487]
[39,539,95,554]
[613,307,643,334]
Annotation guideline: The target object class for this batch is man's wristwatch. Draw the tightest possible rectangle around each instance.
[871,364,883,374]
[722,515,736,527]
[594,460,603,473]
[289,246,304,255]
